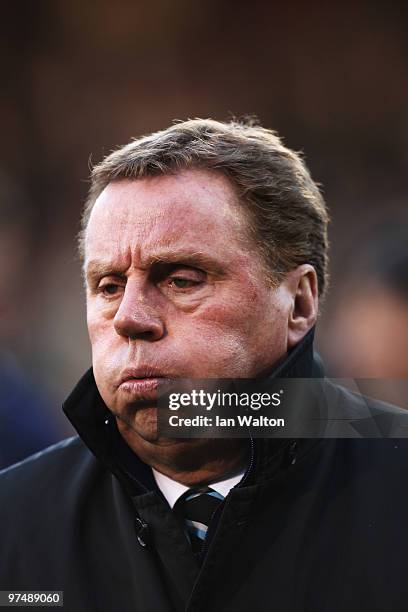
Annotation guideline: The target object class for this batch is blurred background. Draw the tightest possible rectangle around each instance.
[1,0,407,467]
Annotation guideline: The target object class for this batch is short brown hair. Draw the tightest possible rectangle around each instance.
[80,118,329,297]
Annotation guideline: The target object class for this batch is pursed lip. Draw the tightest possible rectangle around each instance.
[118,368,173,396]
[119,367,166,385]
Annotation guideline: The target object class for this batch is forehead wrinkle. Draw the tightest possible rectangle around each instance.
[85,215,257,279]
[85,170,258,279]
[84,245,138,278]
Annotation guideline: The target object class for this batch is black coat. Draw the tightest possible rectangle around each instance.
[1,331,408,612]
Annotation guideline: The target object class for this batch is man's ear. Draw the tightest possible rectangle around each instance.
[285,265,319,349]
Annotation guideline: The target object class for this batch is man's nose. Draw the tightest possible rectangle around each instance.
[113,280,165,341]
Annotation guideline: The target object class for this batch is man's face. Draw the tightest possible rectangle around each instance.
[85,169,293,441]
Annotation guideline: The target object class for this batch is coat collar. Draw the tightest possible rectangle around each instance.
[63,327,324,495]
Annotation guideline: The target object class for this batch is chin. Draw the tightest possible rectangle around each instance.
[118,406,159,443]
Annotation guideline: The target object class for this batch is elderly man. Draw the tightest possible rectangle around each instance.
[1,119,408,612]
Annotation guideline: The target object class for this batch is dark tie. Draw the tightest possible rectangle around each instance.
[174,487,225,553]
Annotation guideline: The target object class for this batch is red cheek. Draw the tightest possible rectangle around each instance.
[193,300,255,327]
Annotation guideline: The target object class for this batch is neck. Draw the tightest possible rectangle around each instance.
[116,419,248,486]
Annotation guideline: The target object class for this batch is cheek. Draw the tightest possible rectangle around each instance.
[87,323,107,366]
[177,287,288,372]
[87,303,115,348]
[189,301,252,340]
[192,285,273,334]
[172,293,270,357]
[87,315,118,384]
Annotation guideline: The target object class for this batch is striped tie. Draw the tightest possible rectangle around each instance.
[174,487,225,553]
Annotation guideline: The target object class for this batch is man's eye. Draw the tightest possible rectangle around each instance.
[100,283,121,296]
[169,277,201,290]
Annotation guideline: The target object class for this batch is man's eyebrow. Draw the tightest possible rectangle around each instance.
[84,261,126,283]
[145,250,227,274]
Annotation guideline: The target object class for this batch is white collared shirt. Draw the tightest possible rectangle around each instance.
[152,468,245,509]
